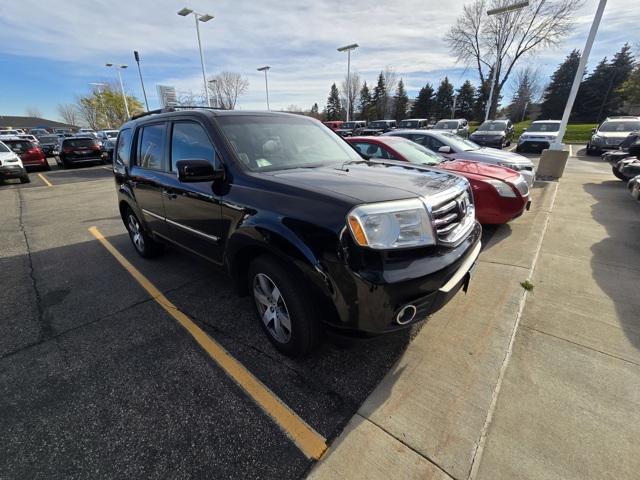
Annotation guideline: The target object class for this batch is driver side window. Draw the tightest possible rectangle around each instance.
[171,122,216,172]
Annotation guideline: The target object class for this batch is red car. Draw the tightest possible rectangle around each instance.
[1,138,50,171]
[347,136,530,224]
[323,121,343,131]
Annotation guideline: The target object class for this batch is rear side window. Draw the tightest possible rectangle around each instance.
[63,138,94,148]
[115,128,132,167]
[170,122,215,171]
[137,124,165,170]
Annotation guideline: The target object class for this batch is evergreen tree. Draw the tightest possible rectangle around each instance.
[372,72,387,119]
[456,80,475,120]
[598,44,635,119]
[507,69,539,122]
[410,83,435,118]
[325,83,342,121]
[358,82,374,121]
[540,50,581,119]
[434,77,454,120]
[473,71,493,121]
[619,64,640,105]
[393,79,409,121]
[572,57,611,122]
[310,103,319,117]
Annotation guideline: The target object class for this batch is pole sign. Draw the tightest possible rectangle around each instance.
[156,85,177,108]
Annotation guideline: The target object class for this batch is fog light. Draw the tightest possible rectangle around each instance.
[396,305,417,325]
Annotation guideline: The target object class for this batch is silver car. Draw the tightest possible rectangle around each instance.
[385,129,535,186]
[587,116,640,155]
[432,118,469,138]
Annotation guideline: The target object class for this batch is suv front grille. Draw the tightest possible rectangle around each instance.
[431,189,475,246]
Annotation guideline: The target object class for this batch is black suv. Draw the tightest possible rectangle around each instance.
[113,109,481,356]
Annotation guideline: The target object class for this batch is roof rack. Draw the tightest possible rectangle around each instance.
[130,105,223,121]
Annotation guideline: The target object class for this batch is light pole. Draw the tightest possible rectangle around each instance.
[551,0,607,150]
[105,63,130,119]
[257,66,271,110]
[337,43,359,122]
[89,82,110,129]
[133,51,150,111]
[484,1,529,121]
[178,7,214,107]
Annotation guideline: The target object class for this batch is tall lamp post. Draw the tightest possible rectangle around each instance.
[337,43,359,122]
[133,51,150,111]
[484,1,529,121]
[105,63,130,119]
[257,66,271,111]
[89,82,110,128]
[178,7,214,107]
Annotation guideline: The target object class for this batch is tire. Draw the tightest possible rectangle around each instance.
[20,174,30,184]
[43,162,51,171]
[515,145,522,153]
[248,255,322,357]
[123,208,164,258]
[586,144,599,156]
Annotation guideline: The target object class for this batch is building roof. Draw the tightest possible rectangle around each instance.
[0,116,76,130]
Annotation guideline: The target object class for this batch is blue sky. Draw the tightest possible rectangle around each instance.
[0,0,636,122]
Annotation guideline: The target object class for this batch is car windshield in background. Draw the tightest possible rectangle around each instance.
[39,135,58,143]
[434,121,459,130]
[527,122,560,132]
[599,121,640,132]
[63,138,95,148]
[4,140,33,152]
[392,140,443,166]
[369,121,390,129]
[400,121,420,128]
[105,131,118,138]
[0,142,10,153]
[441,132,481,151]
[217,116,362,172]
[342,122,358,129]
[478,121,507,131]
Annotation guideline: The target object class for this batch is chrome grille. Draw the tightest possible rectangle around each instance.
[431,189,475,245]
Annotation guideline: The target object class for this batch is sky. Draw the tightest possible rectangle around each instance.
[0,0,637,122]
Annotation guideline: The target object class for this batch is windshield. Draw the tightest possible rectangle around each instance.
[5,140,33,152]
[399,120,423,128]
[477,121,507,131]
[341,122,358,129]
[39,136,58,143]
[391,139,443,166]
[103,131,118,138]
[63,138,95,147]
[440,132,480,151]
[369,121,389,129]
[434,121,459,130]
[0,142,9,153]
[527,122,560,132]
[599,121,640,132]
[217,115,361,172]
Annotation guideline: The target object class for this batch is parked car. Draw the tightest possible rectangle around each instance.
[97,130,120,159]
[56,137,105,168]
[0,140,30,183]
[29,128,50,136]
[359,119,397,136]
[113,109,482,356]
[516,120,562,152]
[469,120,514,149]
[398,119,429,129]
[432,119,469,138]
[335,121,367,137]
[0,129,21,136]
[322,121,343,131]
[612,157,640,182]
[385,129,535,186]
[347,136,530,224]
[628,176,640,201]
[2,138,49,171]
[37,135,61,157]
[586,116,640,155]
[601,132,640,165]
[77,128,98,138]
[17,134,40,145]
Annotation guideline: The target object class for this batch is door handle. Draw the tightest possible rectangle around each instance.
[162,189,177,200]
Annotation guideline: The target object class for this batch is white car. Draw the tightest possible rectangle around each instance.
[516,120,562,153]
[0,140,29,183]
[432,118,469,138]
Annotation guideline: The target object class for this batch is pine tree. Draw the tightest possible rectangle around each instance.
[310,103,319,118]
[358,82,374,121]
[456,80,475,120]
[619,64,640,105]
[473,70,493,121]
[540,50,581,120]
[598,44,635,119]
[410,83,435,118]
[325,83,342,121]
[372,72,387,119]
[393,79,409,121]
[434,77,454,120]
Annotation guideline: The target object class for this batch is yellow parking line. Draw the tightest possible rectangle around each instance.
[88,226,328,460]
[37,173,53,187]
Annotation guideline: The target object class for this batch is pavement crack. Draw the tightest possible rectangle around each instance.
[16,189,54,342]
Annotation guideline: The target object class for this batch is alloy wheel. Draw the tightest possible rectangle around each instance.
[127,215,145,252]
[253,273,292,344]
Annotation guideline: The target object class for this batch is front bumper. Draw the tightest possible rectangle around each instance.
[518,140,550,152]
[471,137,504,148]
[324,222,482,335]
[0,164,27,179]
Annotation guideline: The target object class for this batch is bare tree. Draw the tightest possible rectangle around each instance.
[207,72,249,110]
[340,72,361,121]
[57,103,79,126]
[382,67,397,117]
[77,96,99,130]
[25,107,42,118]
[176,89,206,107]
[445,0,582,117]
[508,67,542,121]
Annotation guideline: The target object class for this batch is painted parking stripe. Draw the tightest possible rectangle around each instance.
[37,173,53,187]
[88,226,328,460]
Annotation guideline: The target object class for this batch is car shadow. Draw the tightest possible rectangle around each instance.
[480,223,512,251]
[584,180,640,350]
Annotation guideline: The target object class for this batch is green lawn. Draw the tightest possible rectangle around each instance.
[469,120,596,144]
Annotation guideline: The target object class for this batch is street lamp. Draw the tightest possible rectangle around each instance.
[484,1,529,121]
[337,43,359,122]
[105,63,130,119]
[89,82,110,128]
[257,66,271,111]
[178,7,214,107]
[133,51,150,111]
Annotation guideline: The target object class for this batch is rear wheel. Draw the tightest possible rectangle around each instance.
[612,165,628,181]
[124,209,163,258]
[248,255,321,357]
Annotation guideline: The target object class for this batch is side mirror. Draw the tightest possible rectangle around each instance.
[438,145,452,154]
[591,128,597,134]
[176,159,224,183]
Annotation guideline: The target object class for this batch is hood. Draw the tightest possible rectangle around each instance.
[269,160,466,204]
[598,131,635,139]
[458,147,533,165]
[471,130,505,137]
[440,159,520,182]
[435,129,458,134]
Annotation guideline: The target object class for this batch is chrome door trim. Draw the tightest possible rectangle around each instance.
[142,208,165,221]
[165,217,220,242]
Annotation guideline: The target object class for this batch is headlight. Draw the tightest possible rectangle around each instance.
[487,179,517,197]
[591,135,602,143]
[347,198,435,249]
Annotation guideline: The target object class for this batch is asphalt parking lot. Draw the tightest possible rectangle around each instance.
[1,151,545,479]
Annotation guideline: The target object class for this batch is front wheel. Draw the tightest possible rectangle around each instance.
[124,209,163,258]
[20,174,30,184]
[248,255,321,357]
